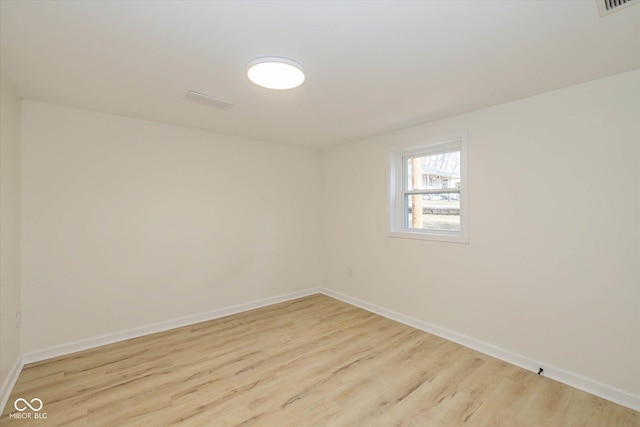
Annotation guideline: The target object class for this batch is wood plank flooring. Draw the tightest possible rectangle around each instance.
[1,294,637,426]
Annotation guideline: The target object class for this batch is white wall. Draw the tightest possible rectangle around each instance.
[20,101,322,353]
[322,70,640,396]
[0,75,22,386]
[12,70,640,403]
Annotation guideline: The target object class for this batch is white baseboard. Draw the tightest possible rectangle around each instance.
[22,288,320,365]
[9,286,639,413]
[0,356,24,416]
[319,287,640,412]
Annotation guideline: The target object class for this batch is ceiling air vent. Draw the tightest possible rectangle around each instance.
[597,0,639,16]
[185,91,234,110]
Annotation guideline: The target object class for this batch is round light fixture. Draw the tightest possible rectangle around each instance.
[246,57,305,90]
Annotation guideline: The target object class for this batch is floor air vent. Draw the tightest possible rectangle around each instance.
[597,0,638,16]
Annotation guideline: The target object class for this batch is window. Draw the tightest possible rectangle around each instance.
[388,133,469,243]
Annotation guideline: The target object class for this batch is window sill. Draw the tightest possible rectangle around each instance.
[386,230,469,244]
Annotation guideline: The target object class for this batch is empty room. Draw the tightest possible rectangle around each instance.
[0,1,638,426]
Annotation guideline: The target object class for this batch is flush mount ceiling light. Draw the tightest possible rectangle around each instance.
[246,57,305,90]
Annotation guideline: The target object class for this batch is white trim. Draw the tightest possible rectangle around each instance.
[22,288,320,365]
[319,288,640,411]
[387,229,467,244]
[387,132,468,154]
[387,132,469,244]
[7,287,639,412]
[0,356,24,416]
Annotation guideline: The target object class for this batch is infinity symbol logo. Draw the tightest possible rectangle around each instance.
[14,398,43,412]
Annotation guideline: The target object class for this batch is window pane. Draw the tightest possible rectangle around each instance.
[406,150,461,191]
[389,135,468,242]
[406,192,460,231]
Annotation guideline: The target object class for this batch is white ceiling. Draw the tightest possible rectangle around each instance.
[1,1,639,148]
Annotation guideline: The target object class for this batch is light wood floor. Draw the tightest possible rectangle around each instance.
[1,294,637,426]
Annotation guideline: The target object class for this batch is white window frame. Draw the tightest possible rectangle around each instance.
[387,133,469,243]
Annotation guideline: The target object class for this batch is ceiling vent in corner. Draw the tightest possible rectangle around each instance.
[185,91,234,110]
[597,0,639,16]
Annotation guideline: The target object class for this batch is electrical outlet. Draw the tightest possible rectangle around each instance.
[348,267,353,278]
[16,311,21,329]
